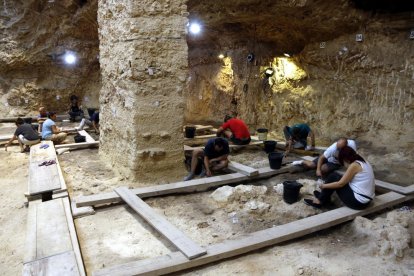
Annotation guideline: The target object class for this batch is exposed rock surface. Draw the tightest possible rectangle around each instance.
[97,0,188,182]
[0,0,100,116]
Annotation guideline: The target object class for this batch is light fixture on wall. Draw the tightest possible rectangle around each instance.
[188,22,202,35]
[264,67,274,78]
[218,53,225,59]
[283,53,291,57]
[63,51,77,65]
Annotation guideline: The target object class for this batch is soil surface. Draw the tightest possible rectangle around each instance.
[0,130,413,275]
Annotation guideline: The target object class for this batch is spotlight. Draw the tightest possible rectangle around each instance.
[218,54,225,59]
[63,52,77,65]
[283,53,290,57]
[265,68,274,78]
[189,22,201,35]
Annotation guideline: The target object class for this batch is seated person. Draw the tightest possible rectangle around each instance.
[42,112,67,144]
[304,146,375,210]
[5,117,40,152]
[68,95,84,122]
[283,123,315,155]
[36,106,49,132]
[216,115,251,145]
[76,111,100,134]
[301,137,357,178]
[184,137,230,181]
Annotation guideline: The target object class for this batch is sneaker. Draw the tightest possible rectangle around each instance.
[199,168,206,178]
[183,172,194,181]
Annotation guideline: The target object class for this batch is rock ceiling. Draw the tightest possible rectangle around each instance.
[186,0,414,54]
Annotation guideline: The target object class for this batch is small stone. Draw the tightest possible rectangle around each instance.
[298,268,304,275]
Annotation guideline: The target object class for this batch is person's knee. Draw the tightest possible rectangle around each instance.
[321,164,331,175]
[303,160,315,169]
[193,149,203,158]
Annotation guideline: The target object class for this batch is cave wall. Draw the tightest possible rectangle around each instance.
[0,0,100,116]
[98,0,188,182]
[185,11,414,151]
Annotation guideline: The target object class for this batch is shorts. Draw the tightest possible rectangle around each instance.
[230,136,251,145]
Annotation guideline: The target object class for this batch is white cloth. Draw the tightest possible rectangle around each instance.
[349,160,375,204]
[323,139,357,164]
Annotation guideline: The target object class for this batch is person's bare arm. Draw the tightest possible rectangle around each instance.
[320,162,361,189]
[316,154,327,177]
[51,125,60,134]
[204,156,212,176]
[5,135,17,151]
[92,121,99,133]
[210,154,229,163]
[216,127,224,137]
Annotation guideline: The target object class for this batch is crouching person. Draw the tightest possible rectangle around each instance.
[42,111,67,144]
[184,137,230,181]
[5,117,40,152]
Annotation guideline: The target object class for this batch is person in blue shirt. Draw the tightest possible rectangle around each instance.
[42,112,67,144]
[184,137,230,181]
[283,123,315,156]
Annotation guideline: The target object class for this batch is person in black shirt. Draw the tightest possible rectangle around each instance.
[184,137,230,181]
[68,95,84,122]
[5,117,40,152]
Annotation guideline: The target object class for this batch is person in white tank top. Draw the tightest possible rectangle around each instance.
[304,146,375,210]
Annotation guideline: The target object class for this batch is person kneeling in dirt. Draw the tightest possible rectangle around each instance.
[283,123,315,156]
[304,146,375,210]
[75,110,100,134]
[216,115,251,145]
[299,137,357,178]
[184,137,230,181]
[4,117,40,152]
[41,111,67,144]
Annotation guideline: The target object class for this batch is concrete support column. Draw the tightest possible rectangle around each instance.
[97,0,188,182]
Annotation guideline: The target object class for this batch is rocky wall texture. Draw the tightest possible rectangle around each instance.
[185,2,414,154]
[0,0,100,116]
[98,0,188,182]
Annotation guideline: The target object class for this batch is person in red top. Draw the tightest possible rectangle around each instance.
[216,115,251,145]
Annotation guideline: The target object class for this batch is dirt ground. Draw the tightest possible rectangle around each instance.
[0,128,413,275]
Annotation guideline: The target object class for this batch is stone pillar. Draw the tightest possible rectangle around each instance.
[98,0,187,182]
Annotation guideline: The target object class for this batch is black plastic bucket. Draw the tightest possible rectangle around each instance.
[282,180,303,204]
[185,126,196,138]
[257,128,268,140]
[263,140,277,153]
[268,152,283,169]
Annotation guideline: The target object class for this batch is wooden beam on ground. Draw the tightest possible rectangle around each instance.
[93,191,414,276]
[0,114,68,123]
[184,141,263,152]
[76,166,292,208]
[55,141,99,150]
[184,134,216,141]
[275,141,325,155]
[78,130,95,143]
[28,141,62,196]
[23,251,80,276]
[23,198,85,275]
[115,187,207,259]
[183,125,214,132]
[228,161,259,176]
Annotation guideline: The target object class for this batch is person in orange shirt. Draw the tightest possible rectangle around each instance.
[216,115,251,145]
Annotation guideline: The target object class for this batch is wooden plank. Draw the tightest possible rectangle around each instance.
[228,161,259,176]
[184,134,216,141]
[23,251,80,276]
[77,130,95,143]
[76,166,292,208]
[115,187,206,259]
[0,114,69,123]
[62,197,86,276]
[23,201,38,263]
[183,125,214,132]
[28,161,61,195]
[55,155,67,193]
[93,192,414,276]
[55,141,99,150]
[23,199,73,262]
[183,141,263,152]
